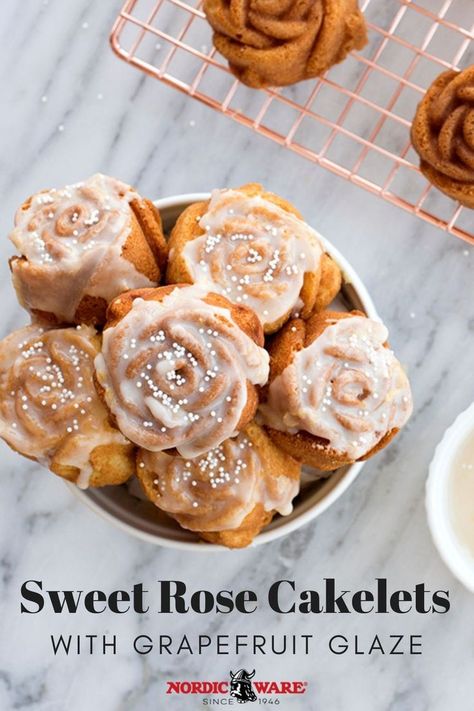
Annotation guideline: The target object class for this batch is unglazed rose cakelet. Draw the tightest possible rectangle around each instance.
[137,422,301,548]
[0,324,135,488]
[203,0,367,89]
[9,173,167,326]
[411,65,474,208]
[166,184,341,333]
[260,311,413,470]
[95,284,270,458]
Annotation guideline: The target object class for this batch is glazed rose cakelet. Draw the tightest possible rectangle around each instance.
[9,173,167,326]
[95,285,270,458]
[137,422,301,548]
[260,311,413,470]
[411,65,474,207]
[0,324,135,488]
[166,184,341,334]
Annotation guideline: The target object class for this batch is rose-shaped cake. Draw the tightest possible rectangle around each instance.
[166,184,341,333]
[411,66,474,207]
[9,173,167,326]
[0,324,135,487]
[203,0,367,88]
[259,311,413,469]
[95,285,270,458]
[137,422,300,548]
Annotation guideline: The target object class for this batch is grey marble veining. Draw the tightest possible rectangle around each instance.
[0,1,473,710]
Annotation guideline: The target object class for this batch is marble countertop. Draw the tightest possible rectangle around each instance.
[0,1,473,709]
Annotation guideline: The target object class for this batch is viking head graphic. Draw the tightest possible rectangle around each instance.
[229,669,257,703]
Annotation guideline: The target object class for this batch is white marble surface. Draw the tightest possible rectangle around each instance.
[0,1,473,709]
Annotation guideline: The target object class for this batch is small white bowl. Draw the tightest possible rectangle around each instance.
[426,404,474,592]
[69,193,379,550]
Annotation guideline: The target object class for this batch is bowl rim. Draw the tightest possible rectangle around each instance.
[426,403,474,592]
[68,191,379,551]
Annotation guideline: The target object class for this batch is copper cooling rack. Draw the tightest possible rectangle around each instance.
[110,0,474,244]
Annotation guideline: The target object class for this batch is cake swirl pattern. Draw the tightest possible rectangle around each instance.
[203,0,367,88]
[0,324,129,488]
[9,173,161,324]
[95,286,269,458]
[137,429,298,533]
[261,315,413,460]
[411,66,474,207]
[181,189,322,331]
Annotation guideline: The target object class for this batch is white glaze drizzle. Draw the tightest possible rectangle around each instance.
[9,173,156,322]
[95,285,269,458]
[138,430,299,531]
[260,316,413,459]
[182,189,322,328]
[0,324,129,488]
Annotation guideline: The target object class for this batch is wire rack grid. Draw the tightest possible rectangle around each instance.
[110,0,474,244]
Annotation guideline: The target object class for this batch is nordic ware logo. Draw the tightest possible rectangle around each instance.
[165,667,308,703]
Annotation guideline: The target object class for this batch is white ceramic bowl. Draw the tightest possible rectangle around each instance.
[68,193,379,550]
[426,404,474,592]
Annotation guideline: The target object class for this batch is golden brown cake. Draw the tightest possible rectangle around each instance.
[203,0,368,88]
[260,310,413,470]
[137,421,301,548]
[9,173,167,326]
[95,284,270,458]
[411,66,474,207]
[0,324,135,487]
[166,184,341,334]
